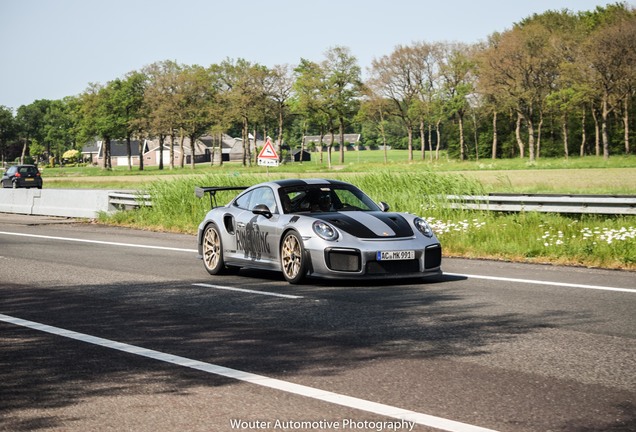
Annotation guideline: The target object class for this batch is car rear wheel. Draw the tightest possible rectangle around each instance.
[202,223,225,275]
[281,231,307,284]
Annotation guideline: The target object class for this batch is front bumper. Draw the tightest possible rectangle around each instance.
[306,238,442,280]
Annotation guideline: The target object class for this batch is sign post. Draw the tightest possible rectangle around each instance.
[257,139,280,171]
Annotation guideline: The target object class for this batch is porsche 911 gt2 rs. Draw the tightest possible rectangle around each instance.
[196,178,442,284]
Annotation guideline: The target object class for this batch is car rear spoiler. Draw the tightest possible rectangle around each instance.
[195,186,248,209]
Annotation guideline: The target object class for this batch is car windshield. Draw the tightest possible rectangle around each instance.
[279,185,380,214]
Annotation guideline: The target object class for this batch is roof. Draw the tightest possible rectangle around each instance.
[198,134,235,150]
[303,134,361,144]
[81,140,144,157]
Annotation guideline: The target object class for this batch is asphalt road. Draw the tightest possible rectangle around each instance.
[0,214,634,432]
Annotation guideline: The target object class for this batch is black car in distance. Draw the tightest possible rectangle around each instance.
[1,165,43,189]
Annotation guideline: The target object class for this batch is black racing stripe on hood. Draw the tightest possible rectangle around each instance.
[371,213,414,237]
[312,212,414,238]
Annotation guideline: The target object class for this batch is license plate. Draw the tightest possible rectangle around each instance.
[376,250,415,261]
[25,178,34,182]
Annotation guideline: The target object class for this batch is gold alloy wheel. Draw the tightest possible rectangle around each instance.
[203,226,221,272]
[281,233,302,280]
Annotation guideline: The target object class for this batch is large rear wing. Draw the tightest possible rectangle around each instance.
[195,186,248,209]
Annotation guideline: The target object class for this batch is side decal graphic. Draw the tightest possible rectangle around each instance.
[236,222,270,259]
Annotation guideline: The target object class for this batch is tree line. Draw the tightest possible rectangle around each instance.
[0,3,634,170]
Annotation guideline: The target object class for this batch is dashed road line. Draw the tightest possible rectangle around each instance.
[193,283,303,299]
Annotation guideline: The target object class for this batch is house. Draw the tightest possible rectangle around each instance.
[81,139,146,167]
[303,133,362,150]
[292,149,311,162]
[82,133,275,167]
[144,137,210,166]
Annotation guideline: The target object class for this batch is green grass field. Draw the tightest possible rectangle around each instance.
[43,152,636,194]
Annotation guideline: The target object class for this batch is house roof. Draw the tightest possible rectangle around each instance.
[199,134,236,150]
[82,142,100,153]
[82,133,280,158]
[81,140,144,157]
[145,137,210,155]
[304,134,361,144]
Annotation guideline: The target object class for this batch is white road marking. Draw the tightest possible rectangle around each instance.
[193,283,303,299]
[1,230,632,294]
[445,273,636,294]
[0,313,497,432]
[0,231,197,253]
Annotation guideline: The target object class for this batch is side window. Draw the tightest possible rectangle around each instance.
[234,191,253,210]
[249,187,277,213]
[233,187,278,213]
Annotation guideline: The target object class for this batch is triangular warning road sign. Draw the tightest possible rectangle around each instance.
[258,139,279,160]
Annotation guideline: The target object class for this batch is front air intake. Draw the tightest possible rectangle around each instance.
[325,249,361,272]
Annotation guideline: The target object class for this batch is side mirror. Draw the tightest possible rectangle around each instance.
[379,201,390,212]
[252,204,273,219]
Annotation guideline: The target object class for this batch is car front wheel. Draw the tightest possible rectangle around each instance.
[202,223,225,275]
[281,231,307,284]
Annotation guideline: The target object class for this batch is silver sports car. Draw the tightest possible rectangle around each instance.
[196,178,442,284]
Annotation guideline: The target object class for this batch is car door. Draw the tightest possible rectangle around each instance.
[2,167,16,187]
[233,186,282,266]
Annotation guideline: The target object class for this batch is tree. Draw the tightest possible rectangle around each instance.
[439,42,477,161]
[217,58,268,166]
[412,42,442,160]
[360,82,393,163]
[78,80,128,170]
[584,16,636,158]
[322,46,362,164]
[265,64,295,157]
[15,100,51,164]
[368,44,424,161]
[291,58,333,167]
[113,71,146,170]
[142,61,183,170]
[43,98,76,165]
[178,65,217,168]
[477,23,559,161]
[0,106,17,164]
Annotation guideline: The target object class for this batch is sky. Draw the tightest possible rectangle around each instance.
[0,0,622,111]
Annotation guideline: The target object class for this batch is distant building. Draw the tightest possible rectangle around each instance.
[303,133,362,150]
[81,133,275,167]
[81,139,146,167]
[292,149,311,162]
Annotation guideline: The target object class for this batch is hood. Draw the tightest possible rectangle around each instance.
[312,212,414,239]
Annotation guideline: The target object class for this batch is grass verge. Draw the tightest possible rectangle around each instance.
[100,170,636,270]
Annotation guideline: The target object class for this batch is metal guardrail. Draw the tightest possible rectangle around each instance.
[445,194,636,215]
[105,191,636,215]
[108,191,152,209]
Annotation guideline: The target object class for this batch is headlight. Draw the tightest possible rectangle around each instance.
[414,217,433,238]
[313,220,339,241]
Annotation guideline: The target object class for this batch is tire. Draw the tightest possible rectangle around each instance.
[202,223,226,275]
[12,181,18,189]
[280,231,307,284]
